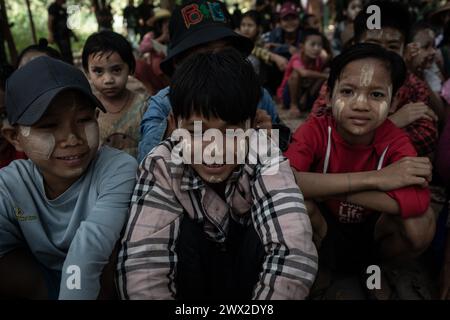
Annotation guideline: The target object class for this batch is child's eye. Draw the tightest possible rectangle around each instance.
[371,91,385,98]
[112,68,122,74]
[340,88,353,96]
[92,69,103,75]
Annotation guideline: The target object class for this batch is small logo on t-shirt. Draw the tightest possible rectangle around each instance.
[14,207,37,222]
[338,202,365,223]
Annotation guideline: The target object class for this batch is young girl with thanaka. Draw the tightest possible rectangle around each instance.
[82,30,148,158]
[285,44,435,295]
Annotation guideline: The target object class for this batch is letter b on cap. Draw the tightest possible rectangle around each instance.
[182,4,204,28]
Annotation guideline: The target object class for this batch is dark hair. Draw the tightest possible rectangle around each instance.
[170,48,261,124]
[82,30,135,73]
[354,1,410,44]
[241,10,261,26]
[0,63,14,90]
[17,38,61,67]
[300,28,323,44]
[327,43,406,98]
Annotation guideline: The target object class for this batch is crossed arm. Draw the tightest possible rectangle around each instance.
[293,156,432,215]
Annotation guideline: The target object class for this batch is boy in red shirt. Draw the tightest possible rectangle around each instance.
[285,44,435,297]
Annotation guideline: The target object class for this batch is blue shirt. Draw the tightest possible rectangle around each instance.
[0,147,138,299]
[267,27,302,60]
[137,86,280,162]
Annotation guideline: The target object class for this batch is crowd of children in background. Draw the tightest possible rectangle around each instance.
[1,0,450,300]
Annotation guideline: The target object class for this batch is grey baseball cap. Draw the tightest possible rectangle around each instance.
[5,56,105,126]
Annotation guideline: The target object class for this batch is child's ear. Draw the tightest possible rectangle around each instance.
[1,126,24,152]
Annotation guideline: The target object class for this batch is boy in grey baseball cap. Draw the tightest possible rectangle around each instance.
[0,56,137,299]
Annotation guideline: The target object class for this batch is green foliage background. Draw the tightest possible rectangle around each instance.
[6,0,248,58]
[7,0,132,56]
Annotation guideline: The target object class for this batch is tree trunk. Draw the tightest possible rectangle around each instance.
[25,0,37,44]
[0,0,17,64]
[160,0,176,11]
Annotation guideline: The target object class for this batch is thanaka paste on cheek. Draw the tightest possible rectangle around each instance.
[333,98,346,122]
[20,126,30,137]
[20,126,56,160]
[332,80,344,121]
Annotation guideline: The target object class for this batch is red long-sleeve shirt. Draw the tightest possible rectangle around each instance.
[285,113,430,221]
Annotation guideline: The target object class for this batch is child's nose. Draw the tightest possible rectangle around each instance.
[59,124,84,147]
[353,94,370,110]
[104,73,115,84]
[60,133,83,148]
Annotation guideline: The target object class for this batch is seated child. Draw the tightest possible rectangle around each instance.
[0,63,26,169]
[264,1,302,94]
[138,0,287,163]
[82,30,148,158]
[405,22,446,125]
[239,10,288,77]
[277,28,329,117]
[0,56,138,299]
[332,0,363,56]
[285,44,435,298]
[135,8,171,94]
[118,49,317,300]
[265,1,301,60]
